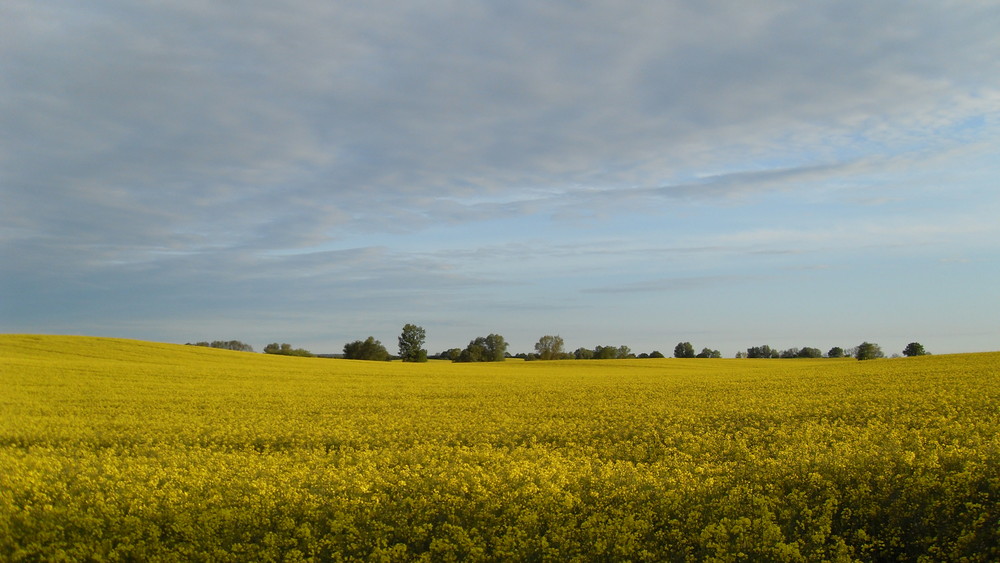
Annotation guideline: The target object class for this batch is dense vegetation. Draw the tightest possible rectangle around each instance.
[1,335,997,561]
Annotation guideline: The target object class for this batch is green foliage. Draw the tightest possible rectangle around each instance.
[398,324,428,363]
[3,336,999,562]
[747,345,779,359]
[533,335,565,361]
[343,336,390,361]
[675,342,696,358]
[856,342,885,361]
[592,345,619,359]
[263,342,314,357]
[187,340,255,352]
[828,347,845,358]
[697,347,722,358]
[903,342,928,357]
[798,347,824,358]
[648,350,665,358]
[455,334,507,362]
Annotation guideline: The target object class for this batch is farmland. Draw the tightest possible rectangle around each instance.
[1,335,998,561]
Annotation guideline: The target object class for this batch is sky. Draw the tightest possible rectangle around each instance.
[2,1,999,357]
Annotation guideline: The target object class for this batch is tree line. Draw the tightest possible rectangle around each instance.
[194,327,930,362]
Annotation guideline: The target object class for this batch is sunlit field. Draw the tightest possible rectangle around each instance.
[2,335,998,561]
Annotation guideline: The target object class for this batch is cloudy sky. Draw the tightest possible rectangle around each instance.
[3,1,999,356]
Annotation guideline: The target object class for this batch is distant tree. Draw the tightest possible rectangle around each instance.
[648,350,665,359]
[593,345,619,360]
[747,345,779,359]
[438,348,463,361]
[534,335,565,361]
[574,347,595,360]
[902,342,928,357]
[263,342,314,357]
[797,347,823,358]
[343,337,390,361]
[780,347,800,359]
[455,334,507,362]
[617,345,634,359]
[398,324,428,362]
[674,342,696,358]
[855,342,884,361]
[188,340,254,352]
[735,351,748,359]
[696,348,722,359]
[827,347,845,358]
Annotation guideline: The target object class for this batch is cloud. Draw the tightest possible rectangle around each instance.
[3,0,999,352]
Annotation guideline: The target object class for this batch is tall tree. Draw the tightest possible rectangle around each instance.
[534,335,565,360]
[674,342,695,358]
[398,324,428,362]
[902,342,928,357]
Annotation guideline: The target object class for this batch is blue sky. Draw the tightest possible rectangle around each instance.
[2,0,999,356]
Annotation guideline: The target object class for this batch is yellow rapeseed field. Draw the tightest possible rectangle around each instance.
[1,335,998,561]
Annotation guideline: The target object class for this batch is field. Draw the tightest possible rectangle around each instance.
[1,335,998,561]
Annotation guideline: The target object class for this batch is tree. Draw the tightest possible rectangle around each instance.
[855,341,884,361]
[455,334,507,362]
[263,342,313,357]
[593,345,619,359]
[343,337,390,361]
[827,347,845,358]
[617,345,633,359]
[798,347,823,358]
[697,348,722,359]
[648,350,665,358]
[534,335,565,360]
[187,340,254,352]
[398,324,428,362]
[674,342,695,358]
[438,348,463,361]
[780,347,801,359]
[902,342,928,357]
[574,347,594,360]
[747,345,778,359]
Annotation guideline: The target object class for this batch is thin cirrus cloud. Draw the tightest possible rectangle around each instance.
[2,0,999,353]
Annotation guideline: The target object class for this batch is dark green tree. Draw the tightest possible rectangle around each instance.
[747,345,778,359]
[648,350,665,358]
[828,347,845,358]
[697,348,722,358]
[343,337,390,361]
[593,345,619,359]
[798,347,823,358]
[188,340,255,352]
[263,343,313,357]
[574,347,595,360]
[398,324,428,362]
[856,341,884,361]
[674,342,695,358]
[902,342,928,357]
[534,335,565,360]
[455,334,507,362]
